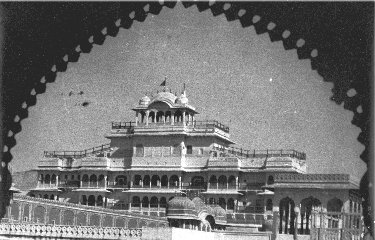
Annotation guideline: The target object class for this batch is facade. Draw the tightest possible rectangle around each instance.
[27,85,362,235]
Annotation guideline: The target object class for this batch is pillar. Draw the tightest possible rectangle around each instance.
[179,176,182,189]
[162,114,166,124]
[171,112,174,125]
[56,175,59,187]
[129,202,132,211]
[272,206,280,240]
[208,182,210,189]
[235,176,238,191]
[104,175,107,188]
[182,110,186,126]
[135,111,139,126]
[146,110,150,126]
[294,206,300,240]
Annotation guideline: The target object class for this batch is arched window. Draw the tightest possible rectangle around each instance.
[98,174,105,187]
[218,175,227,189]
[132,196,141,208]
[174,110,182,123]
[149,111,155,123]
[279,197,296,234]
[81,195,87,205]
[39,174,44,184]
[88,195,96,206]
[267,175,274,185]
[89,175,97,187]
[142,196,149,208]
[50,194,54,200]
[115,175,127,186]
[156,111,164,123]
[44,174,50,184]
[51,174,56,184]
[161,175,168,187]
[165,111,171,123]
[160,197,167,208]
[135,144,144,157]
[327,198,343,212]
[191,176,205,188]
[228,176,236,188]
[151,175,160,187]
[150,196,158,208]
[82,174,89,187]
[143,175,150,187]
[134,175,142,186]
[266,199,273,211]
[209,175,217,187]
[227,198,235,211]
[169,175,179,188]
[97,195,103,207]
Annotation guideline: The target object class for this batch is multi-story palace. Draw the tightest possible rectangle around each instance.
[28,85,362,234]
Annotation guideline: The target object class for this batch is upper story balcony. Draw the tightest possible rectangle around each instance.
[110,120,230,139]
[43,143,111,159]
[211,146,306,160]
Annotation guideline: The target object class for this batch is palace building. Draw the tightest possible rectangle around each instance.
[27,84,362,235]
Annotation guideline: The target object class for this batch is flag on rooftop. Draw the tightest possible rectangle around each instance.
[160,77,166,87]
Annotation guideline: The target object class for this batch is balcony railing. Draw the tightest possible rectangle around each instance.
[44,143,111,158]
[58,180,80,188]
[212,146,306,160]
[226,213,270,225]
[111,120,230,133]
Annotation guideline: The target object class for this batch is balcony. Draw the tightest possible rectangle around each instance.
[43,143,111,159]
[58,180,80,189]
[111,120,230,134]
[212,146,306,160]
[226,213,270,225]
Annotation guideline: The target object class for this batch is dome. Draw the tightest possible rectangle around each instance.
[212,205,227,224]
[139,95,150,106]
[192,197,207,213]
[167,197,197,220]
[150,91,177,106]
[175,93,188,105]
[212,205,226,217]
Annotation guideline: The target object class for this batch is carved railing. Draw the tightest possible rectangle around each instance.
[212,146,306,160]
[112,120,230,133]
[0,222,142,239]
[226,213,269,225]
[13,195,166,221]
[44,143,111,158]
[274,173,351,183]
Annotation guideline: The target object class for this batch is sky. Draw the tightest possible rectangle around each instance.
[10,3,366,181]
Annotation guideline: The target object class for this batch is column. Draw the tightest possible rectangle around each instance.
[96,176,99,188]
[226,180,229,190]
[235,176,239,191]
[104,175,108,188]
[179,176,182,189]
[162,114,166,124]
[56,175,59,187]
[130,174,133,187]
[208,182,210,190]
[49,176,52,188]
[182,110,186,126]
[129,202,132,212]
[80,177,82,188]
[294,206,300,240]
[171,112,174,125]
[272,206,280,240]
[135,111,139,126]
[146,110,150,126]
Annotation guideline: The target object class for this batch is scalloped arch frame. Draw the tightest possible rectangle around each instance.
[0,1,372,232]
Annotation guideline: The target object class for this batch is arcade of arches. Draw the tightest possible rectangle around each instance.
[274,192,362,236]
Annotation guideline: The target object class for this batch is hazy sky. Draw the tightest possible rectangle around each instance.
[11,3,366,181]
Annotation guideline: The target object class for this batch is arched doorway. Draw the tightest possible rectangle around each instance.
[279,197,295,234]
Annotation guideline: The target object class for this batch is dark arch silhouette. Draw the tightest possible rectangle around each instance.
[0,3,372,233]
